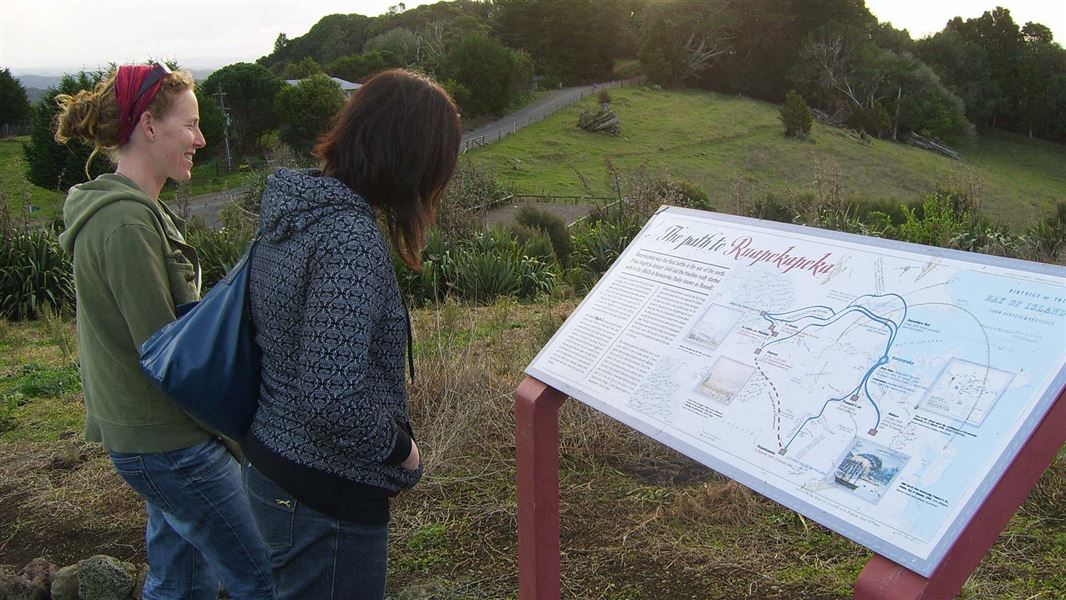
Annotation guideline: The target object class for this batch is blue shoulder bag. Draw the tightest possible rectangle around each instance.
[139,238,261,440]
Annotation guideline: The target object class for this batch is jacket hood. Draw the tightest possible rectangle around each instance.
[259,168,374,243]
[58,173,164,253]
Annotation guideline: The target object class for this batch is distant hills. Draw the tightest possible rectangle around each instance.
[15,69,217,103]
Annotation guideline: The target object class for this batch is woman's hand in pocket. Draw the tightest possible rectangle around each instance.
[401,440,420,471]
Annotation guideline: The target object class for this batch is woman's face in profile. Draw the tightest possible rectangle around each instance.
[151,89,206,183]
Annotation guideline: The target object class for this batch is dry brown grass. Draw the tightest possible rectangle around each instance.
[1,306,1063,599]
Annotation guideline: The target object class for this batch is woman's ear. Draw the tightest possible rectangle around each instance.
[138,111,156,142]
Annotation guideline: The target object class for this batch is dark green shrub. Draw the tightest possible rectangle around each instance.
[515,205,571,267]
[848,101,891,137]
[0,227,74,321]
[749,194,797,224]
[860,210,894,238]
[394,230,455,307]
[569,217,639,279]
[657,178,713,211]
[184,221,255,292]
[896,190,973,248]
[450,247,522,304]
[859,199,910,226]
[1023,202,1066,261]
[507,224,555,263]
[780,90,813,138]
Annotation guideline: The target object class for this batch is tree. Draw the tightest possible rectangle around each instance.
[274,74,346,152]
[702,0,877,101]
[0,68,30,131]
[780,90,813,138]
[915,28,1006,128]
[273,33,289,55]
[492,0,625,83]
[639,17,686,87]
[281,56,324,80]
[326,51,403,82]
[194,86,226,159]
[23,71,111,190]
[794,23,970,141]
[364,27,419,64]
[443,33,529,116]
[201,63,283,154]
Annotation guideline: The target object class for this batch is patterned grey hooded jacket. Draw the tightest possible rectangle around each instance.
[244,168,421,523]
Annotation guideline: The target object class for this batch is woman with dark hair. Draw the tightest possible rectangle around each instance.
[242,68,461,599]
[54,63,275,599]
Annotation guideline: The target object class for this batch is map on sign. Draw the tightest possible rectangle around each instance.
[526,207,1066,576]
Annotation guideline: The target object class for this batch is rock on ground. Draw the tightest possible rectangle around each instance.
[77,555,136,600]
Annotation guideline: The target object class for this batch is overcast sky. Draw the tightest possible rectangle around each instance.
[3,0,1064,74]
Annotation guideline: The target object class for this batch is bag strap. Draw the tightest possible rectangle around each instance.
[401,294,415,383]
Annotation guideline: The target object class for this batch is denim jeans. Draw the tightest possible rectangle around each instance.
[109,439,275,600]
[243,461,389,600]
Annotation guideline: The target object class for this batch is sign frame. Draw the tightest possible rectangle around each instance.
[519,206,1066,597]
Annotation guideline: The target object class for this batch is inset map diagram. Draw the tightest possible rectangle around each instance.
[830,437,909,504]
[694,357,755,405]
[919,358,1014,426]
[685,303,745,352]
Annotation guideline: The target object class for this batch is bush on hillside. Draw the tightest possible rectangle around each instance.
[1023,202,1066,262]
[184,215,256,292]
[394,228,558,306]
[848,101,892,137]
[507,223,555,263]
[0,224,73,321]
[749,194,798,224]
[437,161,509,237]
[655,178,714,211]
[515,205,571,267]
[780,90,813,139]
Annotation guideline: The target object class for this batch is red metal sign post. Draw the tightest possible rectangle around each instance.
[515,376,1065,599]
[853,386,1065,599]
[516,376,568,600]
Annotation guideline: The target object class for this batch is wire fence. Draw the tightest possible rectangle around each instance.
[0,121,32,139]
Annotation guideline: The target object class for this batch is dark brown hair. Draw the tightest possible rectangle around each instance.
[316,69,461,270]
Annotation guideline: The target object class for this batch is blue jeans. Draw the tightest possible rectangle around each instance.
[109,439,275,600]
[243,461,389,600]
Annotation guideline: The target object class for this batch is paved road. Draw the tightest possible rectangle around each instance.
[460,78,638,152]
[180,186,248,229]
[186,78,637,227]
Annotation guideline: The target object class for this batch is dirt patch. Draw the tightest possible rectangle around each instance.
[0,440,145,567]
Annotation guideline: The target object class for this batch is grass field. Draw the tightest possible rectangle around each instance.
[1,305,1063,599]
[468,88,1066,229]
[0,137,65,224]
[0,137,251,220]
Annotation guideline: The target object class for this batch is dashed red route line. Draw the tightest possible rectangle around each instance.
[754,351,785,451]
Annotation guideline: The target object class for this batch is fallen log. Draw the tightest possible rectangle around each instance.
[905,132,960,160]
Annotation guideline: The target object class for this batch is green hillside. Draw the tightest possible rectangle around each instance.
[469,88,1066,229]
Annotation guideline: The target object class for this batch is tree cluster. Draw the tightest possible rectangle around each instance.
[0,68,31,132]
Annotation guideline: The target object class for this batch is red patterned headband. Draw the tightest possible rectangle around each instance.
[116,63,172,146]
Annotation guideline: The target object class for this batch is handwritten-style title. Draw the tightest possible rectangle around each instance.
[657,225,835,276]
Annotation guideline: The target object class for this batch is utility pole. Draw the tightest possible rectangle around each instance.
[213,89,233,171]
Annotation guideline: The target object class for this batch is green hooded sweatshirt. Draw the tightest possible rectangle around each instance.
[58,173,212,453]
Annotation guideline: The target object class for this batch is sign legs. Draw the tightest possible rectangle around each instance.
[855,388,1066,599]
[516,376,567,600]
